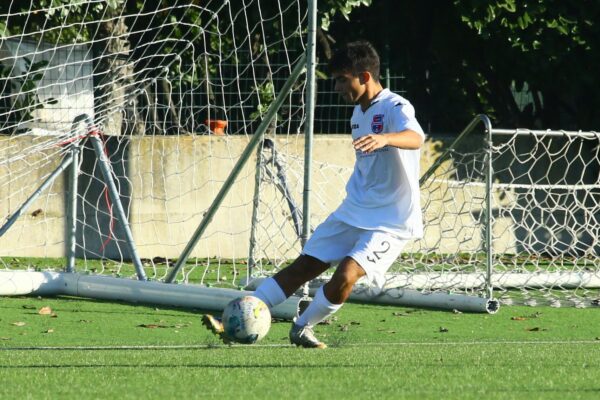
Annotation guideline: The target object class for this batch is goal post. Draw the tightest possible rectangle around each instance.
[1,0,598,314]
[0,0,314,317]
[410,115,600,307]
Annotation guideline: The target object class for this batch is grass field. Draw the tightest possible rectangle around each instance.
[1,295,599,399]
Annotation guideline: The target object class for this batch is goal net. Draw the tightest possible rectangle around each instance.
[1,2,598,309]
[403,120,600,307]
[0,0,313,286]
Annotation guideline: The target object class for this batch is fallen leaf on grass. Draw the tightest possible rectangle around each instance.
[138,324,169,329]
[511,317,527,321]
[11,322,26,327]
[526,327,547,332]
[38,306,53,315]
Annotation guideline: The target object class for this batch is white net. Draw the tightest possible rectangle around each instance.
[398,126,600,307]
[0,0,309,285]
[489,129,600,307]
[256,125,600,308]
[1,2,598,308]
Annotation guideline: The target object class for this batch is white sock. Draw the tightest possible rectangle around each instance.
[253,277,287,309]
[295,286,342,328]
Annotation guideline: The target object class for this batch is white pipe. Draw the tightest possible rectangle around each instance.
[0,271,302,320]
[348,286,499,314]
[245,277,499,314]
[0,270,65,296]
[382,272,600,290]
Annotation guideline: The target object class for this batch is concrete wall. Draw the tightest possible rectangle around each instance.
[0,134,483,260]
[0,137,68,258]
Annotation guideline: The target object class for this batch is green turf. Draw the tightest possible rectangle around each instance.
[1,295,599,399]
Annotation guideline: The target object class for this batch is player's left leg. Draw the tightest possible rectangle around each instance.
[203,215,351,342]
[289,257,363,348]
[290,230,410,348]
[254,214,355,310]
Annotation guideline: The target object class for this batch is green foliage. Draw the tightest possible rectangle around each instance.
[458,0,591,52]
[3,0,596,132]
[321,0,373,31]
[326,0,600,131]
[453,0,599,129]
[0,20,8,38]
[250,81,277,121]
[0,0,126,44]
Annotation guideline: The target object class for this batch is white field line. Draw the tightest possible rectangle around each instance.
[1,340,599,351]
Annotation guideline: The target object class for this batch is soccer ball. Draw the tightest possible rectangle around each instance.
[222,296,271,344]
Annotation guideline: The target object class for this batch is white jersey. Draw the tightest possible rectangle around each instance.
[332,88,425,239]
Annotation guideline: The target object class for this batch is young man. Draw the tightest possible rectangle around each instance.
[205,40,424,348]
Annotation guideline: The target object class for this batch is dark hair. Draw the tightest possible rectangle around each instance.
[328,40,380,82]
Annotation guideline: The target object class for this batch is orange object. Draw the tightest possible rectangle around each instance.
[205,119,228,135]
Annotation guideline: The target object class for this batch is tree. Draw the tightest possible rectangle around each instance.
[456,0,600,130]
[325,0,600,132]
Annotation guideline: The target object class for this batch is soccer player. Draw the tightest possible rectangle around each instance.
[204,40,425,348]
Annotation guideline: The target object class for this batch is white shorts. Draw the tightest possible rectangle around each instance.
[302,214,409,288]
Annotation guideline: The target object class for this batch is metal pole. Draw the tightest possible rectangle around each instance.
[65,143,80,273]
[247,141,266,284]
[303,0,317,247]
[89,135,147,281]
[165,54,307,283]
[265,139,303,237]
[0,153,74,238]
[481,115,494,299]
[420,114,489,186]
[300,0,318,299]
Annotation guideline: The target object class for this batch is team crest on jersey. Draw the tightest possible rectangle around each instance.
[371,114,384,134]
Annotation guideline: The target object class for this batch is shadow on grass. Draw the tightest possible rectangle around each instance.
[0,295,213,317]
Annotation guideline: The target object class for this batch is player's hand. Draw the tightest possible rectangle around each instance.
[353,134,388,154]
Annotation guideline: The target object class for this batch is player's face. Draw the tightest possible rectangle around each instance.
[332,71,365,104]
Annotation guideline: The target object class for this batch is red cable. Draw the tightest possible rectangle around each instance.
[56,127,117,254]
[95,130,116,254]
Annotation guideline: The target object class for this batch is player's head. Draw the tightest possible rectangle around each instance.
[329,40,380,81]
[328,40,381,104]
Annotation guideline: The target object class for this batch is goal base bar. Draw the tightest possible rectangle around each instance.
[0,271,303,320]
[245,278,499,314]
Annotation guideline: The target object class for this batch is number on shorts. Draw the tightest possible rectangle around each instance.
[366,240,391,263]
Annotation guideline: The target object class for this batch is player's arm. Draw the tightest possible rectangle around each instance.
[353,129,423,153]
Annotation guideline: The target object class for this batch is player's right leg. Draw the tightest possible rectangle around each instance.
[290,229,410,348]
[202,254,329,343]
[201,313,232,344]
[254,214,355,309]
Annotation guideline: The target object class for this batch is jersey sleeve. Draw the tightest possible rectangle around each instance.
[388,101,425,138]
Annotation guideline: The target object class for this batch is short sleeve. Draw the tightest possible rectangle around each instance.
[388,102,425,138]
